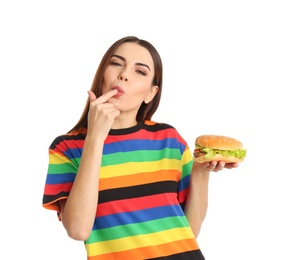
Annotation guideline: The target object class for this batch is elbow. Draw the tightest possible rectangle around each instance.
[62,220,91,241]
[59,201,94,241]
[188,213,207,239]
[66,228,91,241]
[191,225,201,238]
[61,216,92,241]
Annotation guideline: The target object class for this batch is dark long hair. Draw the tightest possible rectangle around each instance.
[68,36,163,133]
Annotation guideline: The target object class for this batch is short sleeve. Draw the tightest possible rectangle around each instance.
[177,145,194,210]
[42,135,80,216]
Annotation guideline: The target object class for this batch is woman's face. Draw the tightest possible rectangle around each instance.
[102,42,158,117]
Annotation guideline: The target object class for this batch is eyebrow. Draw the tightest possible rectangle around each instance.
[112,54,151,71]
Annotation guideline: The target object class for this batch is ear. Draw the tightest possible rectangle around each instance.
[144,86,159,104]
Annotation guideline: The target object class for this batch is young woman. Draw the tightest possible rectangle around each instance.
[43,36,238,259]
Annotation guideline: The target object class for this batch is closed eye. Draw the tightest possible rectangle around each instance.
[136,69,146,76]
[110,61,122,67]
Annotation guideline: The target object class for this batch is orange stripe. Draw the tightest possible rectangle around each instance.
[87,238,199,259]
[99,169,180,190]
[43,196,67,212]
[144,120,157,125]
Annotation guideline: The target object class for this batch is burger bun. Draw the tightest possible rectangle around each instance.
[193,135,246,163]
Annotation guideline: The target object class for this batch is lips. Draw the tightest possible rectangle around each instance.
[112,86,124,98]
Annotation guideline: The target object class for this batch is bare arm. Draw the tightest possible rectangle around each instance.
[184,161,238,237]
[59,89,119,241]
[60,137,104,241]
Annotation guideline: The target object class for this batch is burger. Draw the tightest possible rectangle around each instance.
[193,135,247,163]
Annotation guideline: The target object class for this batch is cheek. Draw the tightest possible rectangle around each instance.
[103,69,112,83]
[134,80,152,93]
[102,70,114,92]
[135,85,154,99]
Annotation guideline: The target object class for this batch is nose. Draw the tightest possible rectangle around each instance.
[118,70,128,82]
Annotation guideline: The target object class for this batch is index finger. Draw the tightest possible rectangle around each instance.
[95,89,118,103]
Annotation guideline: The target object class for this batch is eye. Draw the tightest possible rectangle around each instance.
[109,57,124,67]
[110,61,122,67]
[136,69,146,76]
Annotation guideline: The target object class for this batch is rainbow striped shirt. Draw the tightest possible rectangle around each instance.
[43,120,205,259]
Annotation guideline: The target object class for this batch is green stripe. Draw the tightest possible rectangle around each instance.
[87,216,189,243]
[102,148,181,166]
[182,160,193,178]
[48,161,78,174]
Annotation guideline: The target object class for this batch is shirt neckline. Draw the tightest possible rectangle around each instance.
[109,120,144,135]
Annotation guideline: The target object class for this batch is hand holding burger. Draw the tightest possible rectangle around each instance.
[193,135,247,163]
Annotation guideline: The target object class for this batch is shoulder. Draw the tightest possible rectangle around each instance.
[143,120,184,140]
[143,120,176,131]
[144,120,189,151]
[49,128,87,150]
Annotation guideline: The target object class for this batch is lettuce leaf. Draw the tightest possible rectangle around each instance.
[196,145,247,160]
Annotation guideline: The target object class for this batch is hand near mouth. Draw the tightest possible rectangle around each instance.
[87,89,120,141]
[112,86,124,98]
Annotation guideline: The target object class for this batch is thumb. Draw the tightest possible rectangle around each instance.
[88,90,97,102]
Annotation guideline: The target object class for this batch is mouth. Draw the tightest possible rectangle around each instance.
[112,86,124,98]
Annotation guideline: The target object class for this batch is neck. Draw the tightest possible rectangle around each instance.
[111,114,138,129]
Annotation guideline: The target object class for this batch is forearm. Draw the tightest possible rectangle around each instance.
[61,137,103,240]
[184,170,210,238]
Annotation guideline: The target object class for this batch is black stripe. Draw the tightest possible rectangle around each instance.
[49,121,175,149]
[146,250,205,260]
[143,122,175,132]
[108,121,175,135]
[98,181,178,204]
[43,191,69,204]
[49,133,86,149]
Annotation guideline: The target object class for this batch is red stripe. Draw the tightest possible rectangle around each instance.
[51,125,187,149]
[52,140,85,153]
[105,128,185,144]
[44,182,73,195]
[178,188,189,205]
[96,192,178,217]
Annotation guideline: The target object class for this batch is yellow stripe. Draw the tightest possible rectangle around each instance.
[49,153,71,164]
[86,227,194,256]
[182,148,193,164]
[100,158,181,178]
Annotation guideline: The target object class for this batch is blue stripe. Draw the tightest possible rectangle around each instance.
[63,148,83,159]
[58,139,186,159]
[93,204,184,230]
[178,174,190,192]
[103,138,186,155]
[46,173,76,184]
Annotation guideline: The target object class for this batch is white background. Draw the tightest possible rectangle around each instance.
[1,0,281,259]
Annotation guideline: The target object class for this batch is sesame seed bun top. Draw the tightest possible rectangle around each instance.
[195,135,243,150]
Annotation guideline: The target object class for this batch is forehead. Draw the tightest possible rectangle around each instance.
[114,42,154,67]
